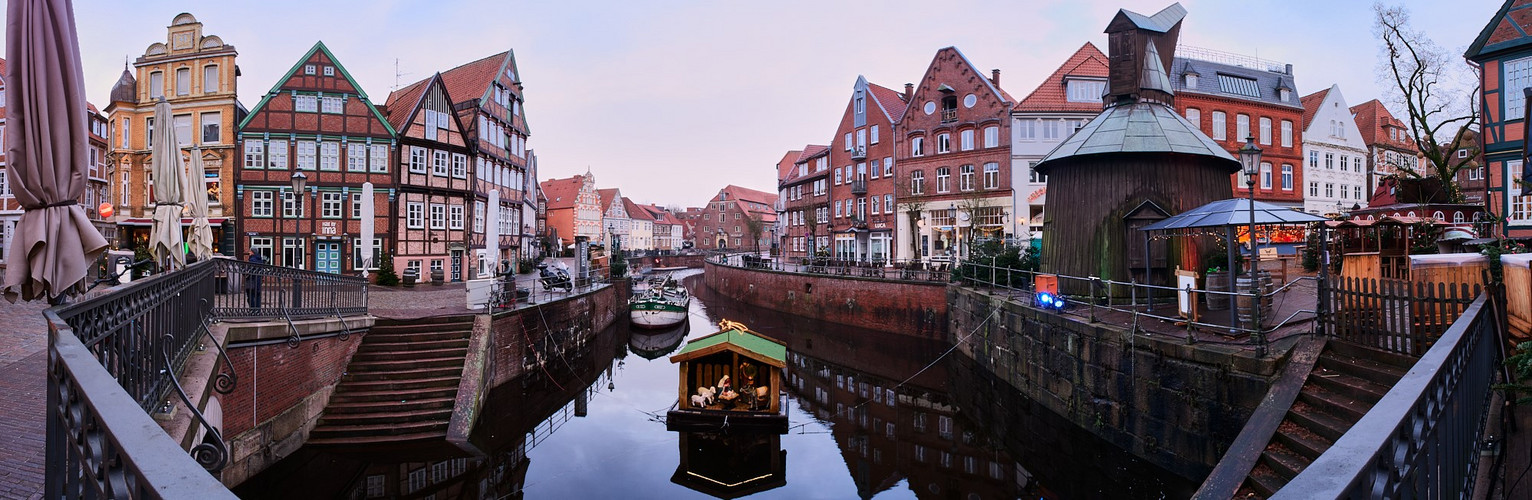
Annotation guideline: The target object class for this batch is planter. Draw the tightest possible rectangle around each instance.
[1206,271,1230,311]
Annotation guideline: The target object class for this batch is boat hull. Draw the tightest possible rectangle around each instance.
[630,300,689,329]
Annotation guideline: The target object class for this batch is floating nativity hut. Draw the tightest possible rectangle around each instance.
[1034,3,1240,295]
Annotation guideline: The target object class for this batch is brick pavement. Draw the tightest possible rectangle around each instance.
[0,300,50,500]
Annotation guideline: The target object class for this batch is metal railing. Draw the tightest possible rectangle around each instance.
[44,257,369,497]
[1274,294,1496,498]
[709,253,952,283]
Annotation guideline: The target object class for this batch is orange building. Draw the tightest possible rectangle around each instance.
[539,172,601,250]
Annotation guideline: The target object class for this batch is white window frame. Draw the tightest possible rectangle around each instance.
[268,140,288,169]
[1211,111,1226,140]
[318,141,339,171]
[451,154,467,179]
[429,203,446,229]
[347,143,367,172]
[369,144,388,173]
[450,205,464,230]
[433,151,449,177]
[251,190,273,217]
[244,140,265,170]
[295,95,318,113]
[983,126,999,148]
[321,191,343,219]
[409,147,427,174]
[407,202,424,229]
[297,141,317,170]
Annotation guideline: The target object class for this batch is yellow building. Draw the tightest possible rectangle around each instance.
[105,12,240,252]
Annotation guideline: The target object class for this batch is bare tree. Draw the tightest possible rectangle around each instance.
[896,177,927,261]
[1375,3,1480,202]
[743,212,766,254]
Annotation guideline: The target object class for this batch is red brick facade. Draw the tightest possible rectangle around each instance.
[222,335,362,437]
[827,77,906,262]
[779,146,828,259]
[704,260,946,338]
[693,185,777,252]
[1173,93,1305,206]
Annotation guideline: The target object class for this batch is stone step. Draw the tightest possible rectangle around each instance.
[306,429,448,447]
[1296,383,1370,422]
[362,330,472,344]
[358,338,470,353]
[343,366,463,382]
[351,347,467,363]
[346,356,465,372]
[1245,463,1285,499]
[1316,351,1406,387]
[326,396,456,414]
[1307,365,1392,403]
[336,376,462,392]
[1259,443,1311,482]
[1327,340,1419,370]
[1273,420,1333,460]
[330,386,458,404]
[368,321,475,335]
[318,407,453,427]
[308,419,448,440]
[1288,401,1353,443]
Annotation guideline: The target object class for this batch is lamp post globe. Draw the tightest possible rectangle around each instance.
[290,171,308,193]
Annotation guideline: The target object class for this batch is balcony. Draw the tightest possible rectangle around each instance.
[850,179,867,195]
[851,146,867,160]
[941,108,957,123]
[850,217,868,229]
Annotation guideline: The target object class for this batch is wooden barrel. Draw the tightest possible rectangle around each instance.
[1206,272,1231,311]
[1235,272,1273,329]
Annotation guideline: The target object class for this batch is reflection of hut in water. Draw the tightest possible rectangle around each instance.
[1035,3,1239,294]
[668,320,787,433]
[670,431,786,499]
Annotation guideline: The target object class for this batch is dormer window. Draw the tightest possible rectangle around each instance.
[1278,88,1291,101]
[1065,78,1106,103]
[1184,73,1198,88]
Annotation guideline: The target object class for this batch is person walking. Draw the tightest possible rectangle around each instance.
[245,250,266,311]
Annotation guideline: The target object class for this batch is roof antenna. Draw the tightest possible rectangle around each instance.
[391,58,411,91]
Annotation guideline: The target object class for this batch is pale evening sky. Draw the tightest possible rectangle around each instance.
[19,1,1505,208]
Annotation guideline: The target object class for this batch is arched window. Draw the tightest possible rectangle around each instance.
[1406,211,1416,218]
[1432,211,1444,221]
[1454,212,1465,223]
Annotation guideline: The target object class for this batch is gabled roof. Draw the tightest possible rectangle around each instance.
[1349,99,1416,150]
[1108,2,1186,33]
[717,185,775,206]
[239,41,396,135]
[1299,87,1330,130]
[775,150,802,183]
[539,175,586,210]
[867,82,908,123]
[438,50,530,134]
[796,145,829,164]
[382,75,434,132]
[1466,0,1532,60]
[1014,42,1109,113]
[946,46,1016,103]
[597,188,622,213]
[623,198,654,221]
[670,322,786,367]
[1169,56,1300,108]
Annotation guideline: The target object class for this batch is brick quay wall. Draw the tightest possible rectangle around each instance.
[947,286,1282,480]
[486,280,628,389]
[702,260,946,338]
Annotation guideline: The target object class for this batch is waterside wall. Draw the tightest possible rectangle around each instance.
[703,261,946,338]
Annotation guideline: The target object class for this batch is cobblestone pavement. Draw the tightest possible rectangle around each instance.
[0,300,51,500]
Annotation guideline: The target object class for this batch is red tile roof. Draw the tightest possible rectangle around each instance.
[623,198,653,221]
[1014,42,1109,113]
[439,51,509,108]
[382,75,432,132]
[539,175,585,210]
[1299,87,1330,130]
[1349,99,1417,151]
[718,184,775,206]
[776,149,802,183]
[597,188,621,213]
[867,83,908,123]
[796,144,829,163]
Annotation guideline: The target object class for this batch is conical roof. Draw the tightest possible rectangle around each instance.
[109,64,136,104]
[1033,101,1237,175]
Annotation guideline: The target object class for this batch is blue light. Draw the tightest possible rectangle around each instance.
[1036,292,1066,311]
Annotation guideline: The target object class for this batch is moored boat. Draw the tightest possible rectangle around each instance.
[629,275,689,329]
[667,320,788,433]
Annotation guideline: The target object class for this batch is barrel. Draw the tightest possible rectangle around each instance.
[1206,272,1230,311]
[1235,272,1273,329]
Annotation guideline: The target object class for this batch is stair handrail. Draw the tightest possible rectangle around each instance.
[332,302,353,341]
[279,289,301,348]
[159,332,229,473]
[197,299,238,395]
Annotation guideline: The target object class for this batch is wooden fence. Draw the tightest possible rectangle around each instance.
[1326,276,1480,356]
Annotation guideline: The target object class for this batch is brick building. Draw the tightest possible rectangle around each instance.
[439,51,533,270]
[1449,129,1488,205]
[539,172,601,250]
[827,77,907,263]
[1170,47,1305,209]
[1298,84,1370,215]
[236,41,395,275]
[1010,42,1109,243]
[772,148,799,256]
[1349,99,1423,198]
[778,145,829,259]
[382,72,474,282]
[695,185,776,252]
[105,13,242,252]
[895,47,1014,263]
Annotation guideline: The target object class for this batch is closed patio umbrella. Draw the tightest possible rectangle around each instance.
[360,181,374,277]
[1,0,108,302]
[147,97,186,271]
[185,145,214,260]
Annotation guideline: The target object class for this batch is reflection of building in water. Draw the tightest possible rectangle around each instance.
[785,350,1030,499]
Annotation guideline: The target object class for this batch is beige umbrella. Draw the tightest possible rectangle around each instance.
[147,97,185,271]
[185,146,214,260]
[1,0,109,302]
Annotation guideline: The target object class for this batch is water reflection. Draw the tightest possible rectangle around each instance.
[236,271,1188,499]
[628,321,689,360]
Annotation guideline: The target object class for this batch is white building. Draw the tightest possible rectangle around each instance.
[1009,42,1109,243]
[598,188,630,250]
[1299,84,1370,215]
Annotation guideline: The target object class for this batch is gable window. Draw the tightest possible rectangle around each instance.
[1211,111,1226,140]
[433,151,449,177]
[911,136,924,156]
[321,96,343,114]
[203,65,219,94]
[407,202,424,228]
[200,112,221,144]
[409,147,427,173]
[175,67,190,96]
[960,130,974,151]
[936,167,950,193]
[295,95,318,112]
[844,133,852,151]
[1065,79,1105,103]
[870,125,879,144]
[347,143,367,171]
[984,162,1000,189]
[911,170,925,195]
[304,64,316,75]
[941,95,958,121]
[268,140,288,169]
[323,66,334,77]
[936,133,950,154]
[244,140,265,170]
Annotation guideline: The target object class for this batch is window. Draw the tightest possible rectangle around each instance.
[1042,120,1060,140]
[244,140,265,169]
[407,202,424,228]
[1281,164,1293,190]
[347,143,366,171]
[250,237,272,263]
[960,129,974,151]
[429,204,446,229]
[433,151,449,176]
[451,154,467,179]
[911,136,925,156]
[1309,181,1318,197]
[884,194,893,213]
[173,114,192,147]
[1259,117,1272,145]
[175,67,190,96]
[1355,185,1362,200]
[259,140,285,170]
[323,66,334,77]
[1029,160,1046,183]
[1325,183,1334,198]
[352,192,364,218]
[1066,79,1105,103]
[1506,56,1532,120]
[844,133,852,151]
[120,170,130,205]
[1217,74,1260,97]
[984,162,1000,189]
[121,119,130,148]
[1341,156,1349,172]
[295,95,318,113]
[1185,108,1201,129]
[1236,114,1250,141]
[936,167,950,193]
[1309,150,1318,168]
[1340,184,1349,199]
[319,142,340,171]
[474,201,485,232]
[1281,120,1293,147]
[450,205,464,229]
[884,157,894,178]
[282,190,304,218]
[409,147,427,173]
[911,170,925,195]
[959,165,974,191]
[304,64,316,75]
[1260,162,1272,189]
[146,117,155,147]
[1185,73,1199,87]
[834,167,842,185]
[321,192,343,218]
[296,141,316,170]
[871,125,879,144]
[353,238,382,271]
[834,201,841,218]
[1016,119,1035,141]
[251,190,273,217]
[321,96,342,114]
[149,71,164,98]
[936,133,950,154]
[1211,111,1226,140]
[857,129,866,150]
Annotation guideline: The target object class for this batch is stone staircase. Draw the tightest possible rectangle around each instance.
[1240,340,1415,497]
[308,317,475,447]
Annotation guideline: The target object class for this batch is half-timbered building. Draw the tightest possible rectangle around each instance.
[384,74,474,283]
[236,41,396,274]
[439,51,533,272]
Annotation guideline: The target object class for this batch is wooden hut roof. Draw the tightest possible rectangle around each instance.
[670,321,786,367]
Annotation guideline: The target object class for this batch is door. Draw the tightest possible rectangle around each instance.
[316,242,341,274]
[451,249,463,282]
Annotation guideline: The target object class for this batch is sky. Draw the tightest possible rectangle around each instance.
[15,0,1505,208]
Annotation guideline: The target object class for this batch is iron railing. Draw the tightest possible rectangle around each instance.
[1274,294,1496,498]
[211,258,367,320]
[709,253,952,283]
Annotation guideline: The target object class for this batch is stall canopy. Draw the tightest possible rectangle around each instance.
[1140,198,1329,232]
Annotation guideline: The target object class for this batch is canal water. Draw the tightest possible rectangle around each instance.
[237,271,1193,499]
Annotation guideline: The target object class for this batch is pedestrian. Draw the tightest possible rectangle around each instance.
[245,250,266,311]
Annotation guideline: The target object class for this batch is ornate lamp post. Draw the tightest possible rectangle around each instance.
[1238,137,1264,356]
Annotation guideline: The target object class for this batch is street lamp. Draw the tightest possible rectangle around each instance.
[1237,136,1264,356]
[286,171,307,267]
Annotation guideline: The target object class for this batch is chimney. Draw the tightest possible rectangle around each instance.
[1285,64,1293,75]
[904,83,914,97]
[991,69,1001,87]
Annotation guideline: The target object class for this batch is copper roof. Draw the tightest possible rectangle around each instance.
[1034,101,1237,174]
